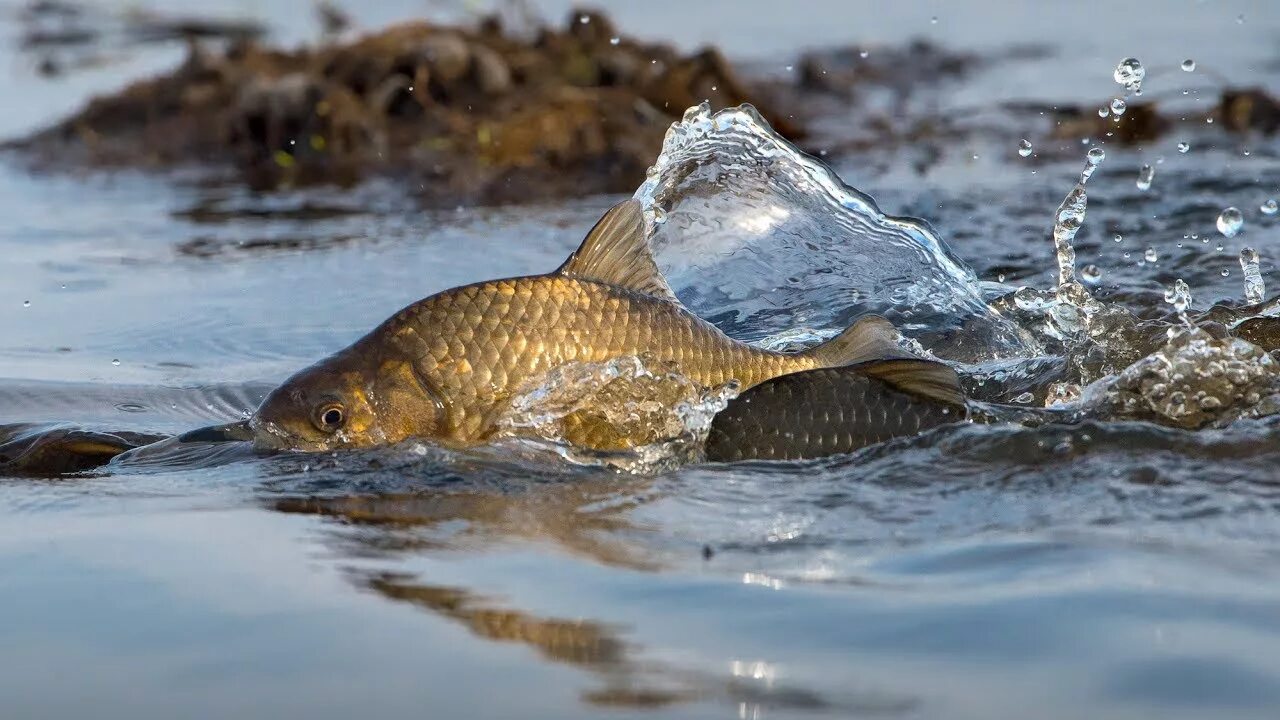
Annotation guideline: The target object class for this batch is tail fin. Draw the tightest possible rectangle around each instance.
[801,315,965,406]
[800,315,910,367]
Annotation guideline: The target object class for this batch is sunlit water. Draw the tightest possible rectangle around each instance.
[4,2,1280,719]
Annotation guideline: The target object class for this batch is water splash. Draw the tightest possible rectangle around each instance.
[1044,148,1106,338]
[1240,247,1265,304]
[634,103,1033,361]
[1089,328,1279,429]
[494,355,737,468]
[1164,278,1193,324]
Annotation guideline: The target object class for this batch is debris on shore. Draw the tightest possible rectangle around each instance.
[12,6,801,206]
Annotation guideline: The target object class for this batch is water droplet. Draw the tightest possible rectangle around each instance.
[1114,233,1124,243]
[1237,13,1245,24]
[21,300,30,308]
[1081,264,1103,283]
[859,50,869,59]
[1145,246,1158,262]
[1240,247,1265,303]
[1217,207,1244,238]
[1111,97,1127,116]
[1177,141,1190,153]
[1164,278,1192,316]
[1114,57,1145,94]
[1221,269,1231,277]
[1123,251,1132,259]
[1087,147,1106,165]
[1136,164,1155,191]
[1181,58,1196,72]
[1262,199,1278,215]
[1014,391,1035,404]
[111,358,121,366]
[578,14,590,24]
[930,15,938,24]
[1018,139,1033,157]
[1098,106,1110,118]
[609,36,620,45]
[785,64,793,71]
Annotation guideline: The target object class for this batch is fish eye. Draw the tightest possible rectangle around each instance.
[314,403,345,432]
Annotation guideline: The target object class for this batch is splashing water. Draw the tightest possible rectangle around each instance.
[1089,328,1279,429]
[494,355,737,469]
[634,103,1033,361]
[1164,278,1193,322]
[1240,247,1265,304]
[1043,147,1106,338]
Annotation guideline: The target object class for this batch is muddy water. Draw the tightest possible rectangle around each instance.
[4,2,1280,719]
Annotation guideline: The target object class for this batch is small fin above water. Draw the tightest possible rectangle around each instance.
[556,199,679,302]
[800,315,911,367]
[855,358,966,406]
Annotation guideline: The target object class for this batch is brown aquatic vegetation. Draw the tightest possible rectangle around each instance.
[12,7,800,206]
[250,200,963,452]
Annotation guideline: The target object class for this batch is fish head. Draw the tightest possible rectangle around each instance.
[251,346,445,452]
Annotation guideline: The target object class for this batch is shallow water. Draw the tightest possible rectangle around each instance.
[4,1,1280,719]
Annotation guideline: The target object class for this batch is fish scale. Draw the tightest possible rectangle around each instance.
[381,276,814,442]
[705,367,966,462]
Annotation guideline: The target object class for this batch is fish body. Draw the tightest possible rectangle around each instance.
[252,200,961,452]
[705,365,968,462]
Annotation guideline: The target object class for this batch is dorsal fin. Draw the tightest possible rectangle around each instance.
[555,199,678,302]
[800,315,913,367]
[855,358,966,406]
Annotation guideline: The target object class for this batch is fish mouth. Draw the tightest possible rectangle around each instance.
[245,415,329,452]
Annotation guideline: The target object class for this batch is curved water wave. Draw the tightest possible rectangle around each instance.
[634,103,1035,361]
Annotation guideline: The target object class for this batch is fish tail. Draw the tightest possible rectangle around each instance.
[799,315,907,367]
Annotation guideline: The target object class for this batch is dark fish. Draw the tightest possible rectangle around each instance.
[705,363,968,462]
